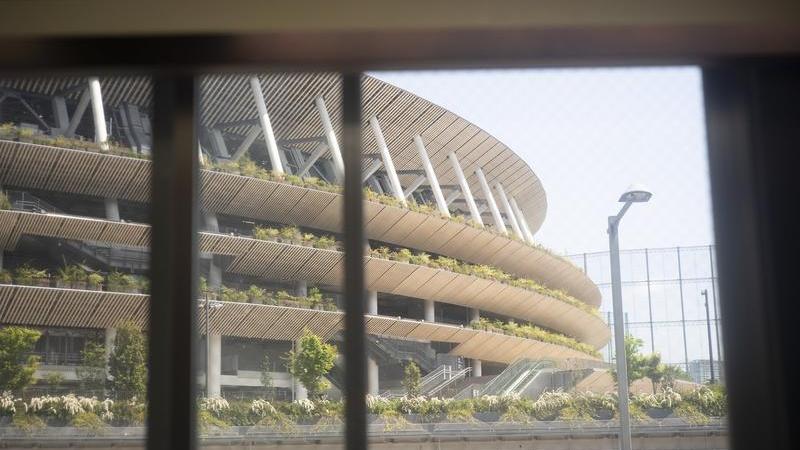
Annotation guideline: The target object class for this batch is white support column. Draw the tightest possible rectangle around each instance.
[294,339,308,400]
[65,88,90,138]
[509,197,536,243]
[230,127,260,161]
[52,97,69,134]
[297,142,328,177]
[366,290,378,315]
[403,175,427,199]
[494,182,523,239]
[104,198,120,221]
[362,159,383,183]
[475,168,506,234]
[445,190,461,206]
[294,280,308,297]
[104,328,117,364]
[469,308,482,376]
[209,129,230,159]
[367,356,380,395]
[88,77,109,150]
[414,135,450,217]
[314,96,345,182]
[369,116,406,206]
[424,300,435,323]
[448,153,483,226]
[249,76,284,174]
[207,334,222,397]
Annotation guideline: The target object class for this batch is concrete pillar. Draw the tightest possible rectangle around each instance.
[369,116,406,206]
[104,328,117,361]
[88,77,109,150]
[208,259,222,290]
[230,127,260,161]
[367,355,380,395]
[207,334,222,397]
[204,212,220,233]
[65,89,90,138]
[294,339,308,400]
[52,97,69,134]
[249,76,284,174]
[475,168,506,234]
[403,175,427,199]
[424,299,435,322]
[294,280,308,297]
[413,135,450,217]
[509,197,536,243]
[469,308,482,377]
[104,198,120,221]
[314,96,345,182]
[366,290,378,315]
[448,153,483,226]
[494,182,524,240]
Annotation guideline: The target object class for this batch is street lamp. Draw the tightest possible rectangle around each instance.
[701,289,715,384]
[608,183,652,450]
[201,294,224,396]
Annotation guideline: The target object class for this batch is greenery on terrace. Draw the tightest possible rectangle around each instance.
[0,124,584,273]
[0,265,147,293]
[199,277,337,311]
[470,318,599,358]
[244,224,599,318]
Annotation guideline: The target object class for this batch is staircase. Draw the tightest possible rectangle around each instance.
[472,359,555,398]
[381,364,471,398]
[367,336,437,372]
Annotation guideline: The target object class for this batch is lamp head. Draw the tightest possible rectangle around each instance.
[618,183,652,203]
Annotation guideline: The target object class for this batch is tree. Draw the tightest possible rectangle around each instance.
[108,321,147,400]
[0,326,41,393]
[287,330,337,399]
[660,364,691,389]
[402,361,421,396]
[259,354,273,399]
[611,335,656,388]
[76,341,107,392]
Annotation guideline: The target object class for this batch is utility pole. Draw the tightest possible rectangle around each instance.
[701,289,715,384]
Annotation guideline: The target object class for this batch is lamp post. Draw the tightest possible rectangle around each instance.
[202,293,224,396]
[701,289,715,384]
[608,183,652,450]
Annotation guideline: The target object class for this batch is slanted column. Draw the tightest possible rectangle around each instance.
[424,300,435,323]
[475,168,506,234]
[413,136,450,217]
[314,96,345,182]
[88,77,109,150]
[52,97,69,134]
[249,76,284,174]
[469,308,482,377]
[494,182,524,239]
[207,334,222,397]
[448,153,483,226]
[65,89,91,138]
[403,175,427,199]
[510,197,536,243]
[367,356,380,395]
[369,116,406,206]
[104,198,120,221]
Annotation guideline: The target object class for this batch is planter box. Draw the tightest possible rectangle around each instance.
[646,407,673,419]
[592,408,614,420]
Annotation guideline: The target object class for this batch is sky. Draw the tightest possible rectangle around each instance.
[373,67,715,255]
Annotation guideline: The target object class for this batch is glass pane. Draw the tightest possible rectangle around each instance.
[195,72,345,445]
[0,76,151,440]
[357,67,726,447]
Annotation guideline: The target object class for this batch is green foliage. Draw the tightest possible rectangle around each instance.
[87,273,104,289]
[106,272,142,293]
[0,123,145,159]
[71,411,106,431]
[287,330,337,399]
[12,414,45,433]
[56,264,88,286]
[76,341,107,391]
[402,362,422,396]
[108,321,147,400]
[198,409,230,431]
[43,372,65,387]
[0,190,11,210]
[611,335,662,388]
[260,354,273,398]
[110,398,146,426]
[252,225,338,250]
[470,318,599,357]
[0,326,41,392]
[14,265,49,286]
[0,269,12,284]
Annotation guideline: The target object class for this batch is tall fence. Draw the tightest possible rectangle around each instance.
[567,245,722,377]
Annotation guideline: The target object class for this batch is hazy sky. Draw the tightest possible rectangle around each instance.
[373,67,715,255]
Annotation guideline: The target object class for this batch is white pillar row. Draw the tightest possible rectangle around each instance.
[314,96,345,182]
[475,168,506,234]
[87,77,109,150]
[65,89,91,138]
[369,116,406,206]
[413,135,450,218]
[509,197,536,244]
[424,299,435,323]
[367,356,380,395]
[494,182,524,240]
[448,152,483,226]
[104,198,120,221]
[248,76,284,174]
[294,339,308,400]
[207,334,222,397]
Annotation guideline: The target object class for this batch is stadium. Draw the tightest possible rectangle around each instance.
[0,73,610,400]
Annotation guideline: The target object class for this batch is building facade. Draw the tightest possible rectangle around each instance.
[0,74,609,399]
